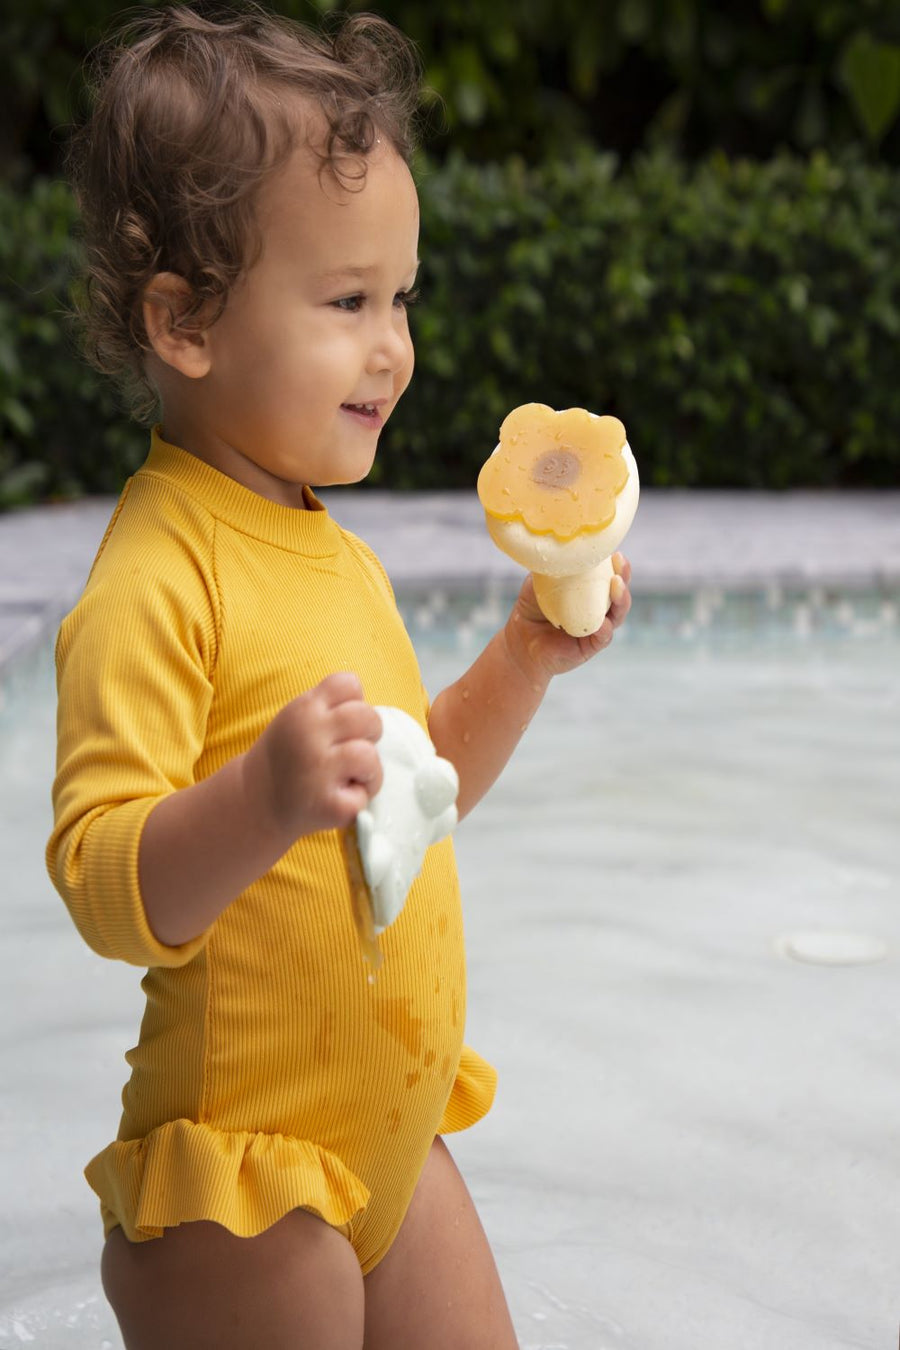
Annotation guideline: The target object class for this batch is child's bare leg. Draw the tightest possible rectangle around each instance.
[101,1207,364,1350]
[363,1136,518,1349]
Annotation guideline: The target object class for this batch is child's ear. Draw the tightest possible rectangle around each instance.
[142,273,212,379]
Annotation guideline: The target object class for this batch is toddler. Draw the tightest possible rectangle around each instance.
[47,7,632,1348]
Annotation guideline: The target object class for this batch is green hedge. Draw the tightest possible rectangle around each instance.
[2,149,899,505]
[0,178,145,506]
[393,149,900,488]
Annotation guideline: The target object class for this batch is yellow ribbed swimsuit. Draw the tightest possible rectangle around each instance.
[46,431,496,1274]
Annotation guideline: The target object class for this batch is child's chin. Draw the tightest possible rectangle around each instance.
[319,459,378,489]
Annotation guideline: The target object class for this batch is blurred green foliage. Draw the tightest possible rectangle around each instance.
[0,178,145,507]
[2,1,898,503]
[345,0,900,162]
[2,149,897,504]
[388,149,900,489]
[3,0,900,181]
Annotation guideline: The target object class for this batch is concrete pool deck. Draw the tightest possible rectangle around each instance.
[1,487,900,669]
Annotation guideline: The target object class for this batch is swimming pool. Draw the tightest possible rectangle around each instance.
[1,586,898,1349]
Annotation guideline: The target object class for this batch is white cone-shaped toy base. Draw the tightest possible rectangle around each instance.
[532,555,616,637]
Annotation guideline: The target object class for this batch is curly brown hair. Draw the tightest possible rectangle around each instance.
[67,4,424,420]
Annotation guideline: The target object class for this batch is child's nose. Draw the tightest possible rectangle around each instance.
[366,315,411,375]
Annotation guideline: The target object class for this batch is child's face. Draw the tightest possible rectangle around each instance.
[178,138,420,504]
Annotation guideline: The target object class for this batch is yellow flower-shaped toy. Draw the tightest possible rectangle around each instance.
[477,403,640,636]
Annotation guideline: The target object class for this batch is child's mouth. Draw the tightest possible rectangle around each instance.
[342,402,384,429]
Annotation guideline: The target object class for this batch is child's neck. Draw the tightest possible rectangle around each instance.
[157,413,311,510]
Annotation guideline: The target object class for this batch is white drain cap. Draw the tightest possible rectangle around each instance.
[774,931,888,966]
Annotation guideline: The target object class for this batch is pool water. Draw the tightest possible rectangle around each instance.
[1,588,898,1350]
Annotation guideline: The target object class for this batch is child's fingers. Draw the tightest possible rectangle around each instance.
[328,698,383,746]
[607,595,631,633]
[608,557,633,628]
[307,672,382,746]
[608,574,631,611]
[315,669,365,706]
[335,737,384,798]
[612,551,632,584]
[585,616,615,651]
[512,574,546,625]
[331,782,374,826]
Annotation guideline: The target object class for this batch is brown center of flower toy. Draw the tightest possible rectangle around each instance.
[531,449,581,489]
[477,403,629,542]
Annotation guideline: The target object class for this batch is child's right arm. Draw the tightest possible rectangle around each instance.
[138,672,382,947]
[47,513,382,965]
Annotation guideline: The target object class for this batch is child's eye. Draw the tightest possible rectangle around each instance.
[331,288,420,314]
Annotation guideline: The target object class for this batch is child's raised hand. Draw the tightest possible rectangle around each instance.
[248,672,384,839]
[505,553,632,682]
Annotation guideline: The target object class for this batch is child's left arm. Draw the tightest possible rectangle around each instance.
[427,554,631,819]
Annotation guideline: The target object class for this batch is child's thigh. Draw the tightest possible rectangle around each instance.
[362,1136,518,1350]
[101,1208,365,1350]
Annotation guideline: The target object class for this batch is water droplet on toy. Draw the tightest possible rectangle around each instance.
[462,731,471,744]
